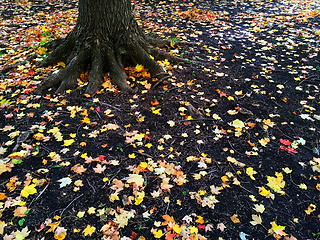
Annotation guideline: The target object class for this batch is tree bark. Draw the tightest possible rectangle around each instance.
[38,0,171,94]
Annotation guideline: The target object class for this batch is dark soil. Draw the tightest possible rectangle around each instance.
[0,0,319,239]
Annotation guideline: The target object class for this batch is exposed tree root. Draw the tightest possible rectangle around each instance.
[37,49,86,94]
[40,32,76,68]
[36,32,194,95]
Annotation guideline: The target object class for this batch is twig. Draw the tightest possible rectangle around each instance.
[143,173,147,188]
[86,178,96,194]
[238,185,255,195]
[107,169,122,186]
[98,101,123,112]
[165,201,170,215]
[95,109,102,120]
[133,151,153,159]
[29,181,50,207]
[152,74,171,89]
[60,194,84,216]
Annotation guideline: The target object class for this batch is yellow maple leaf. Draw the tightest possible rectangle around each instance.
[253,204,265,213]
[144,143,152,148]
[246,167,257,180]
[83,225,96,236]
[250,214,262,226]
[64,139,74,146]
[267,172,285,194]
[268,221,286,236]
[221,175,229,183]
[305,204,316,215]
[173,224,182,234]
[298,183,307,190]
[77,211,85,218]
[230,214,240,223]
[138,162,148,169]
[232,119,245,128]
[109,193,119,202]
[134,191,145,205]
[128,153,136,159]
[258,186,271,197]
[151,107,161,115]
[153,229,165,238]
[195,216,205,224]
[167,120,175,127]
[87,207,96,215]
[189,226,198,234]
[263,119,275,128]
[135,64,145,72]
[81,116,90,124]
[259,137,270,147]
[21,184,37,198]
[133,133,144,141]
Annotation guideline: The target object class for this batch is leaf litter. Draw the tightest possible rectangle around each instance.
[0,0,320,239]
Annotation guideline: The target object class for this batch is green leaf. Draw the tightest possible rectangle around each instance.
[18,218,25,226]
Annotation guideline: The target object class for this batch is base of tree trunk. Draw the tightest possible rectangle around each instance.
[36,29,193,95]
[35,0,194,95]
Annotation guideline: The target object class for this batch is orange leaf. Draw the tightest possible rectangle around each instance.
[162,215,175,226]
[230,214,240,223]
[195,216,205,224]
[0,192,7,200]
[71,164,87,175]
[14,206,28,217]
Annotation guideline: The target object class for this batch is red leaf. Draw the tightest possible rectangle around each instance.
[198,224,205,229]
[280,139,291,146]
[287,148,298,155]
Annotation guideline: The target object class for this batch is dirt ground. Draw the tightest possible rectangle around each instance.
[0,0,320,239]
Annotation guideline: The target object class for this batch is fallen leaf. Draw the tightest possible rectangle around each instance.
[83,225,96,236]
[230,214,240,223]
[14,206,28,217]
[127,174,144,187]
[21,184,37,198]
[250,214,262,226]
[305,204,316,215]
[246,167,257,180]
[153,229,165,238]
[57,177,72,188]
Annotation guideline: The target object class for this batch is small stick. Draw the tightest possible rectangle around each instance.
[29,181,50,207]
[134,151,153,159]
[98,101,123,112]
[107,169,122,186]
[60,194,84,216]
[86,178,96,194]
[165,201,170,215]
[152,74,171,89]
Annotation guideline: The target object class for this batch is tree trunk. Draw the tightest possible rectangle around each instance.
[38,0,171,94]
